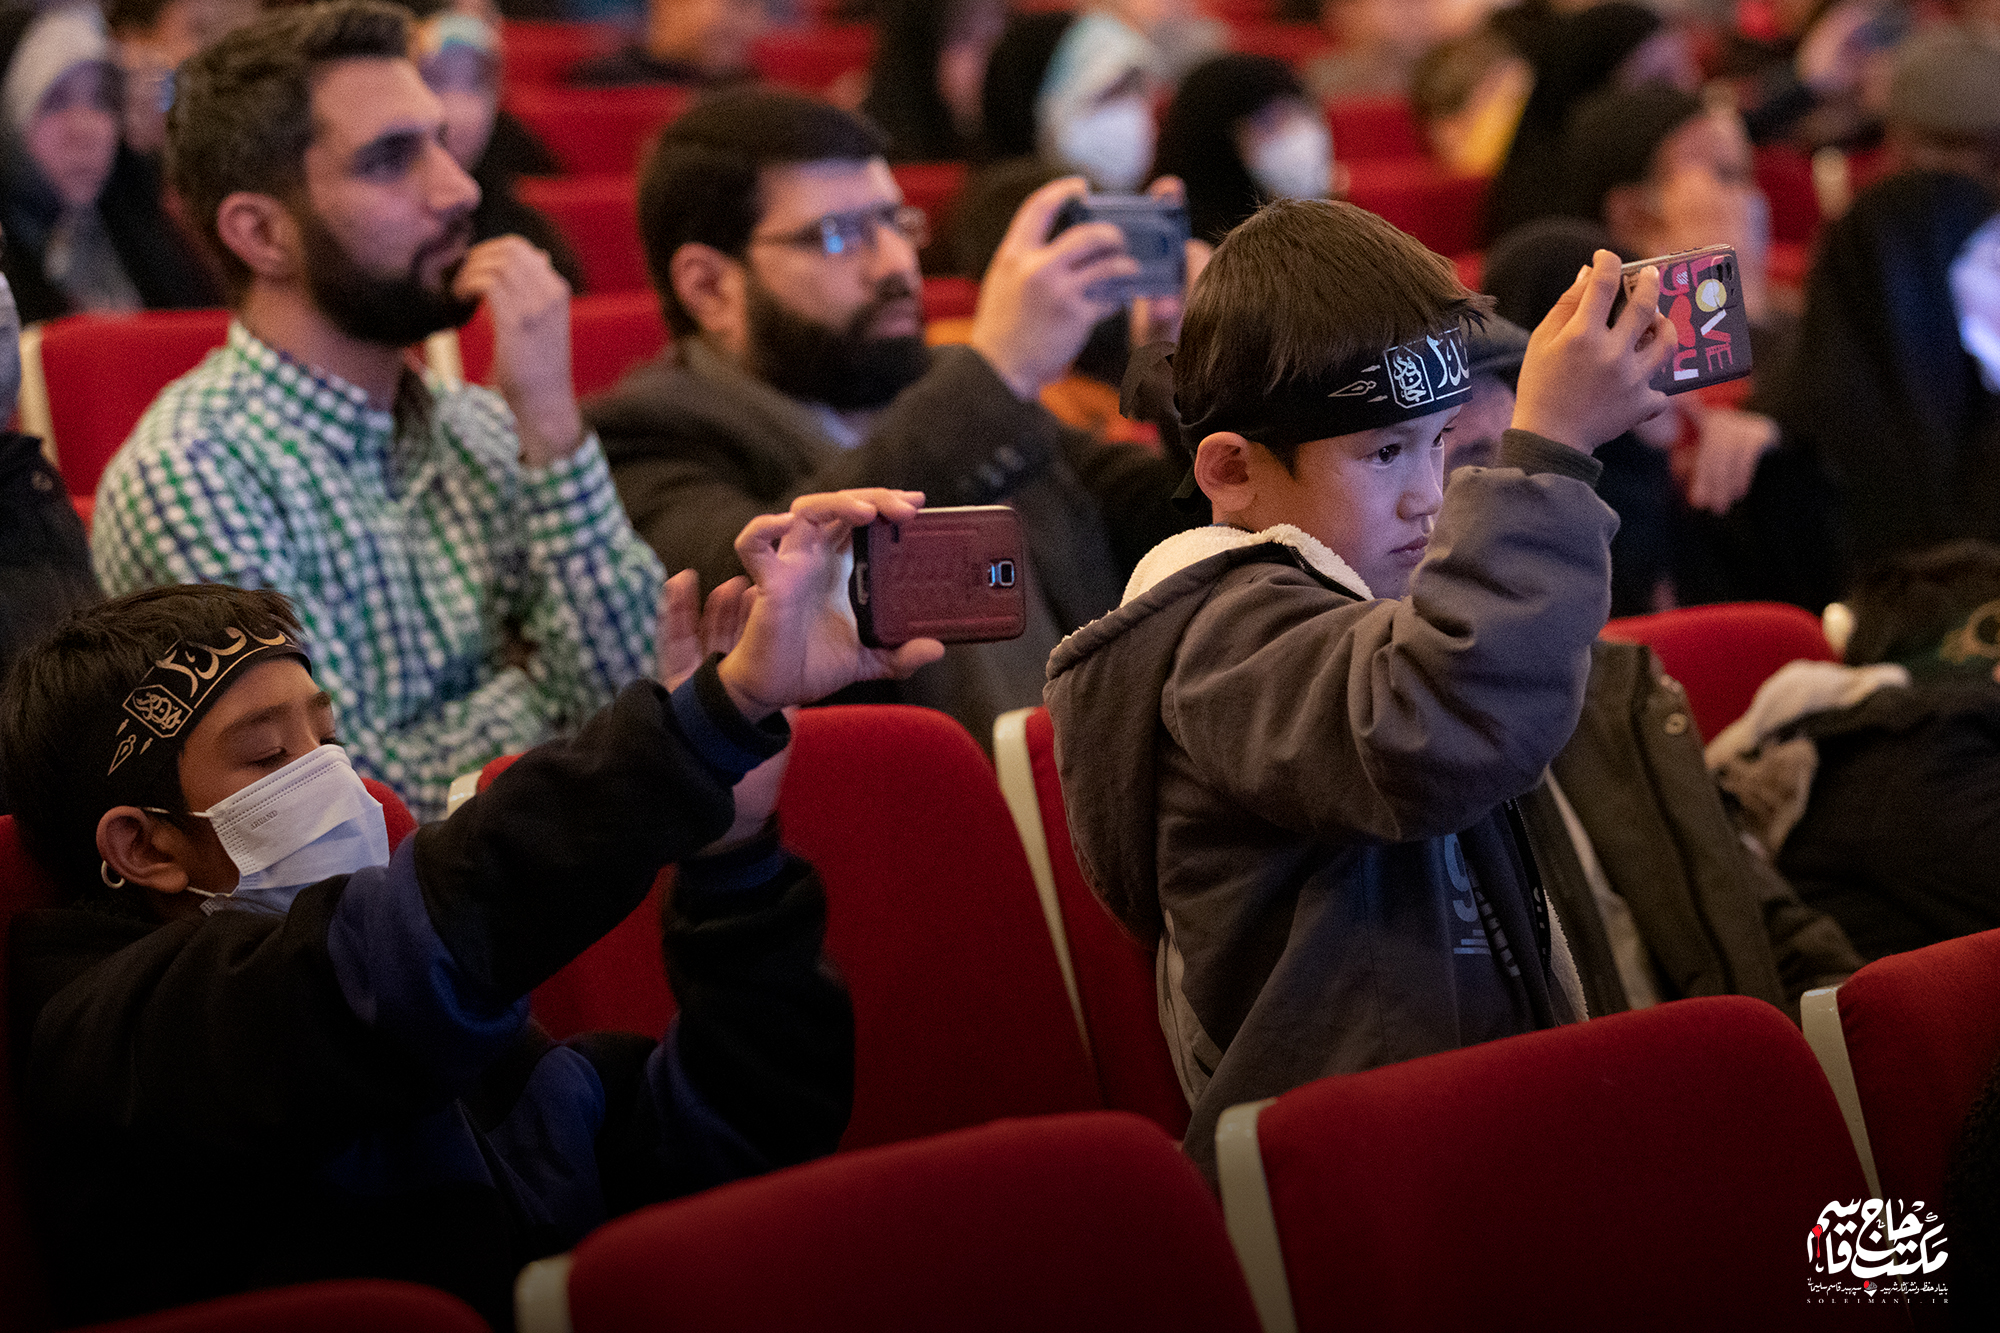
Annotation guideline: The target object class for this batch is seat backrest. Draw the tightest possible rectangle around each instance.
[502,84,694,176]
[489,706,1102,1152]
[84,1278,490,1332]
[542,1112,1260,1333]
[996,707,1189,1138]
[1754,143,1823,246]
[454,290,669,397]
[919,276,979,323]
[1324,96,1425,161]
[747,23,875,93]
[888,161,970,230]
[1225,996,1901,1333]
[1224,21,1335,67]
[33,309,231,500]
[364,778,420,853]
[514,174,648,295]
[499,19,622,87]
[1340,158,1488,260]
[775,706,1102,1149]
[1601,600,1838,742]
[1839,929,2000,1213]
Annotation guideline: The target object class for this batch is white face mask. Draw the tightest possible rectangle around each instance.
[1951,214,2000,396]
[1247,120,1333,202]
[1052,96,1156,193]
[179,745,390,916]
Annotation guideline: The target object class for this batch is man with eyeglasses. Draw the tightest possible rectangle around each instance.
[591,86,1192,745]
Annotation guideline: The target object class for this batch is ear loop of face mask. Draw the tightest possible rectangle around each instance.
[120,804,226,903]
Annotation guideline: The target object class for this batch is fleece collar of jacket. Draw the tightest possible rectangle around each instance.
[1121,524,1374,607]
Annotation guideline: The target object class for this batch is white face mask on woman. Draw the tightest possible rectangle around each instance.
[1052,95,1157,192]
[1952,213,2000,396]
[1247,118,1333,202]
[168,744,390,916]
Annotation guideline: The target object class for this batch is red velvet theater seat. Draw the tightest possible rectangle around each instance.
[1602,600,1838,742]
[515,173,649,294]
[75,1280,489,1333]
[29,307,231,507]
[503,83,694,177]
[1839,929,2000,1218]
[518,1112,1261,1333]
[1217,996,1906,1333]
[994,706,1189,1139]
[484,705,1103,1152]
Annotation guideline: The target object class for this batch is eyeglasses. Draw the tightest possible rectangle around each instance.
[750,203,930,259]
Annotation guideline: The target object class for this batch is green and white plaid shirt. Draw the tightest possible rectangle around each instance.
[93,320,664,821]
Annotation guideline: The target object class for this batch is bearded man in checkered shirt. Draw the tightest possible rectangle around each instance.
[92,1,663,820]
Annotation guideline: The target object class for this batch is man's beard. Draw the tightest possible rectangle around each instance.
[744,273,932,412]
[297,206,480,348]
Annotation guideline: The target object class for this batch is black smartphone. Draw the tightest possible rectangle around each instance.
[1049,194,1190,304]
[848,506,1028,649]
[1606,243,1753,395]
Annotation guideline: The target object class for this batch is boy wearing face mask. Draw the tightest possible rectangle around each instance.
[1,490,942,1327]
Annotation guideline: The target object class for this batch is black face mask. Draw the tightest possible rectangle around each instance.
[744,272,932,412]
[297,204,480,349]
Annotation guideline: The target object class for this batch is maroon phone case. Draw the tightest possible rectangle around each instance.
[849,506,1028,648]
[1620,244,1753,395]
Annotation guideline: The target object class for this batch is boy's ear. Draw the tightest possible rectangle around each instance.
[96,807,193,894]
[1194,431,1257,519]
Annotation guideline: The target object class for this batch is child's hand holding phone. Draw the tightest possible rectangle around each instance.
[1512,248,1675,455]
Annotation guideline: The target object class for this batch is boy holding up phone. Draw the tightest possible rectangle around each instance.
[1045,200,1674,1177]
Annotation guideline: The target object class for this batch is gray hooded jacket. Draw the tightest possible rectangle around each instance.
[1045,430,1615,1175]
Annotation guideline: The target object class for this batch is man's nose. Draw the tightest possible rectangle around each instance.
[866,215,922,284]
[426,138,482,215]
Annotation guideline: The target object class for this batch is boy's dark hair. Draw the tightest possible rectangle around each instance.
[166,0,412,300]
[0,585,302,908]
[1176,198,1488,470]
[1844,540,2000,668]
[638,88,888,336]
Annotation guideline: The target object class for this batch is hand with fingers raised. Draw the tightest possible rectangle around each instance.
[969,176,1141,401]
[699,488,946,723]
[1512,249,1676,455]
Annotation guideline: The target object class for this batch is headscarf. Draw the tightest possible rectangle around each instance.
[1763,170,2000,572]
[1153,53,1310,245]
[1481,1,1664,242]
[863,0,973,162]
[0,4,142,319]
[0,2,104,139]
[978,10,1074,163]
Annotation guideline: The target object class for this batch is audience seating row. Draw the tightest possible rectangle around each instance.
[499,19,874,98]
[18,271,986,526]
[6,629,1994,1329]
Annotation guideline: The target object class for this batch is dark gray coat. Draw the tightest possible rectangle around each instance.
[1046,430,1611,1176]
[588,339,1187,745]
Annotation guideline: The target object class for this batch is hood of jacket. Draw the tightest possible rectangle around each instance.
[1044,524,1367,945]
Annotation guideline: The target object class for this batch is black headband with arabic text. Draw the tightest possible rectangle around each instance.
[1179,324,1475,450]
[93,626,311,813]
